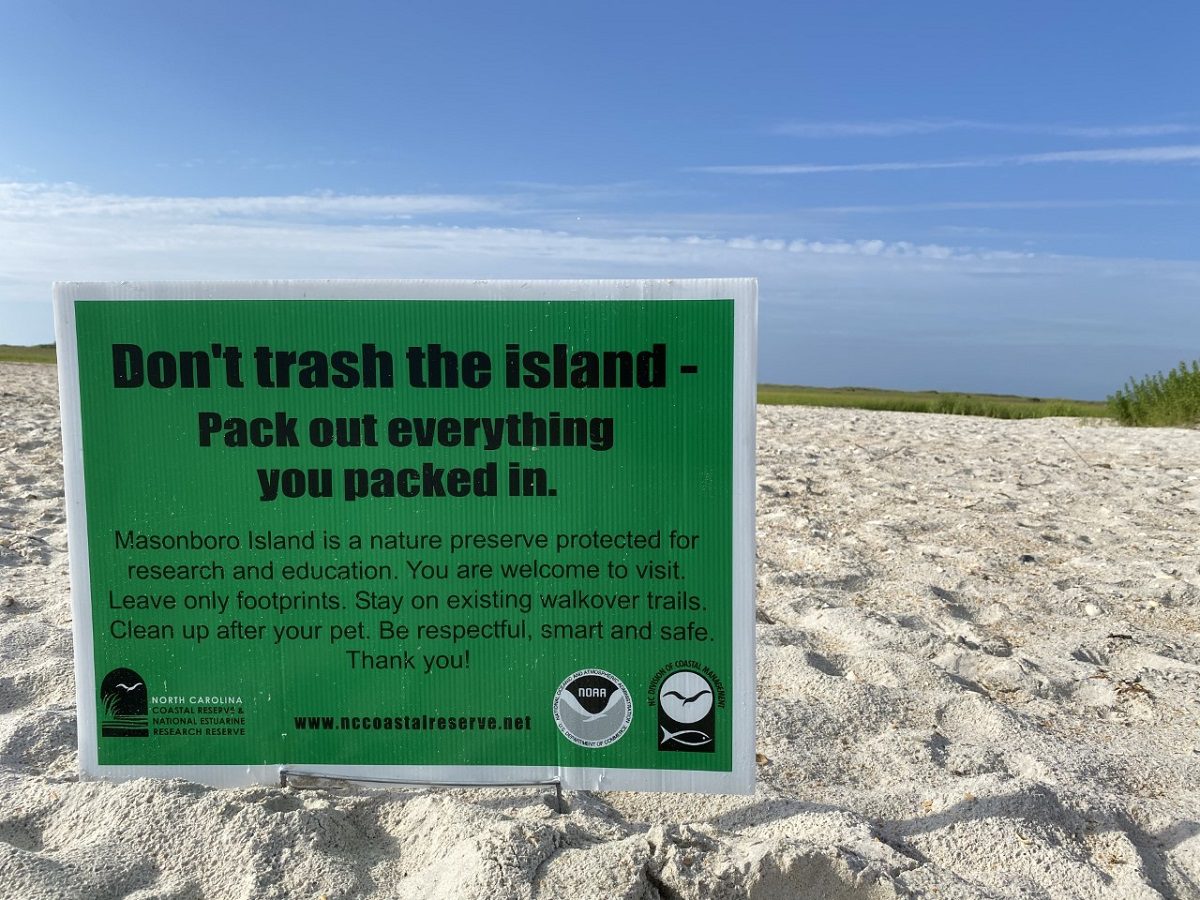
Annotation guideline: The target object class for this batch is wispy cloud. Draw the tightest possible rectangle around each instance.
[802,199,1188,214]
[0,182,506,220]
[1,181,1191,281]
[695,144,1200,175]
[701,160,979,175]
[774,119,1198,139]
[1019,145,1200,164]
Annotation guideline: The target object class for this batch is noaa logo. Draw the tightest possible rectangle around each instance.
[552,669,632,748]
[658,670,715,752]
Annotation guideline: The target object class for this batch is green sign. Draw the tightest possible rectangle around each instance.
[56,280,756,793]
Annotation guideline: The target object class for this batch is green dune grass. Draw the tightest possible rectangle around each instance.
[0,344,56,364]
[758,384,1108,420]
[1107,361,1200,427]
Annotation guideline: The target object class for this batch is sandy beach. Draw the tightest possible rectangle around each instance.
[2,359,1198,899]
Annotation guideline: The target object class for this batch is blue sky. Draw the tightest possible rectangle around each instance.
[2,1,1198,399]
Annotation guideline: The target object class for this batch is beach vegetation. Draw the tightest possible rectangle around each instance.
[1108,361,1200,427]
[0,344,56,364]
[758,384,1108,420]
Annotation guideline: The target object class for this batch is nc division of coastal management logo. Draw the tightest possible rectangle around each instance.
[658,670,716,752]
[552,669,632,748]
[100,667,148,737]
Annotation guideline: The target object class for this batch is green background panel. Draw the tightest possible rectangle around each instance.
[75,299,733,771]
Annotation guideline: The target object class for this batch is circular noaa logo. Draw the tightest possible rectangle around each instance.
[552,668,632,748]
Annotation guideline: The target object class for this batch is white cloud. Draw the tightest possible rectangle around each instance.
[1017,145,1200,164]
[802,198,1187,214]
[0,182,505,220]
[0,182,1187,295]
[773,119,1198,139]
[698,160,982,175]
[0,181,1024,272]
[695,144,1200,175]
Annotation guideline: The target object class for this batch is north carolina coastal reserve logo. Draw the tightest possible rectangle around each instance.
[552,668,632,748]
[100,667,148,737]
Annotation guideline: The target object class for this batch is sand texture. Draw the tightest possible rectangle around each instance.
[2,361,1198,899]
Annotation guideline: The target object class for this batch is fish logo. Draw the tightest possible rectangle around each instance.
[659,726,713,747]
[552,669,632,748]
[658,670,715,753]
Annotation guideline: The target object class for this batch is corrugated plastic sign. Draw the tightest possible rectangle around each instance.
[55,279,756,793]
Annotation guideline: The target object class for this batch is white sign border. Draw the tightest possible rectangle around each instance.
[54,278,757,794]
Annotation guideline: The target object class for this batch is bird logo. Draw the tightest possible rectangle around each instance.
[658,672,714,723]
[662,687,711,706]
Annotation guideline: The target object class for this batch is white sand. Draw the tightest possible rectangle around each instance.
[1,360,1198,899]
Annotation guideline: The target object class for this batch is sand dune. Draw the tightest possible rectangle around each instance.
[2,361,1198,898]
